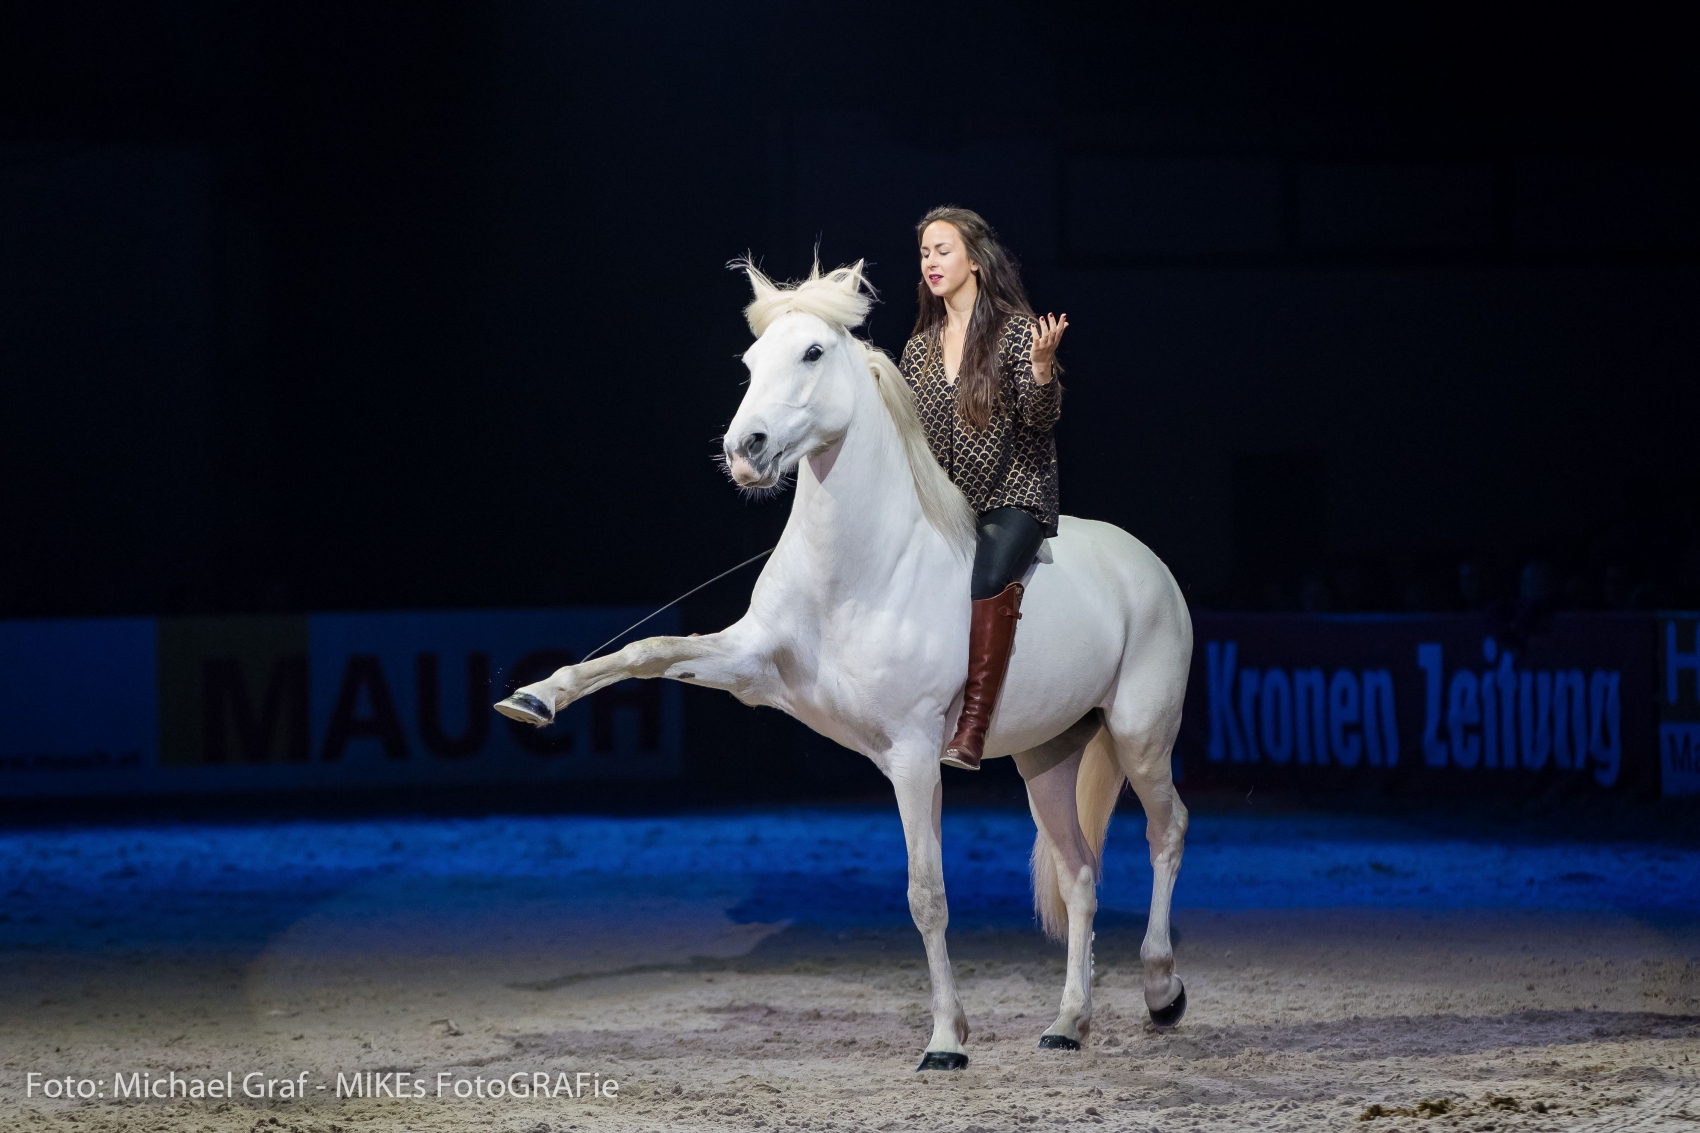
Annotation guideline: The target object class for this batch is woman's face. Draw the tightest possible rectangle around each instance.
[920,221,976,299]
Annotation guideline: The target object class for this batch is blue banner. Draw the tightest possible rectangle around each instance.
[1178,612,1665,795]
[0,609,680,797]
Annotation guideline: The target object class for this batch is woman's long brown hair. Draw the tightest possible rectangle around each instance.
[911,206,1049,430]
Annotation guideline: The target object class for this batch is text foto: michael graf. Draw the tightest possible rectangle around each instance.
[27,1070,619,1101]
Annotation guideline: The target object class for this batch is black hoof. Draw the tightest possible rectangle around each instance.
[915,1051,968,1072]
[494,692,553,726]
[1148,981,1187,1030]
[1037,1034,1081,1051]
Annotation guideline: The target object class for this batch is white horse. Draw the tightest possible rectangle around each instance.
[497,261,1193,1071]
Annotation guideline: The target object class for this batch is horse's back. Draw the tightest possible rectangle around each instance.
[1050,515,1190,644]
[986,515,1192,757]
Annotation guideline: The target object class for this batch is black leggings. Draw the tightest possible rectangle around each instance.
[971,507,1047,600]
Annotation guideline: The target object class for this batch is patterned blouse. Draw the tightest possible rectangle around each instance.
[899,314,1062,536]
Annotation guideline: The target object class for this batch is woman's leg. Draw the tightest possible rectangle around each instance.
[970,508,1047,599]
[945,508,1047,770]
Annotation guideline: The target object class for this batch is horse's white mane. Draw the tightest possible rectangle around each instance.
[862,344,976,556]
[735,258,976,557]
[739,258,874,338]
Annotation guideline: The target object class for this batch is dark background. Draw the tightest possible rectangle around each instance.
[2,3,1697,802]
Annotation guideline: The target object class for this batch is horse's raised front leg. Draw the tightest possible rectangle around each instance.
[1014,715,1104,1051]
[886,746,970,1072]
[494,623,770,725]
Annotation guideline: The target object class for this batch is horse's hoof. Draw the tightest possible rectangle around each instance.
[494,692,553,727]
[915,1051,968,1072]
[1148,981,1187,1030]
[1037,1034,1081,1051]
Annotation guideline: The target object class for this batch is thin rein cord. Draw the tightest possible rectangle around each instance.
[579,546,776,663]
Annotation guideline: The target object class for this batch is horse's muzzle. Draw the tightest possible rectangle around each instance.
[728,451,763,486]
[727,430,779,487]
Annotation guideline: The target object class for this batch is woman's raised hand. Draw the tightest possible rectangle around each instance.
[1030,312,1069,384]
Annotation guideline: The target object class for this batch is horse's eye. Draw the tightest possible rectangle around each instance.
[803,345,823,363]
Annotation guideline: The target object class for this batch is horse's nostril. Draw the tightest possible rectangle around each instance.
[743,432,767,457]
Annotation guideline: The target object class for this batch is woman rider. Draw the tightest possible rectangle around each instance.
[899,206,1068,771]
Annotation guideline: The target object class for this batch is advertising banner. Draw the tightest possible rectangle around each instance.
[1179,612,1658,795]
[1658,612,1700,797]
[0,608,681,798]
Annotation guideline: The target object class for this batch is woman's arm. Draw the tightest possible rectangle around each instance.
[1030,312,1068,386]
[1005,316,1062,431]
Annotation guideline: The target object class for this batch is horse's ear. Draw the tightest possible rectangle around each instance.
[840,259,866,294]
[741,260,779,304]
[734,256,781,334]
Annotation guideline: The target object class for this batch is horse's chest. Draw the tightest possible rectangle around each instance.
[777,611,959,747]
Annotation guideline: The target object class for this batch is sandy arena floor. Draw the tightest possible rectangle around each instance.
[2,808,1697,1131]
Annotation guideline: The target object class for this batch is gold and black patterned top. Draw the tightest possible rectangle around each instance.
[899,314,1062,536]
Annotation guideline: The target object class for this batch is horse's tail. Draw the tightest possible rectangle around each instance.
[1031,719,1125,941]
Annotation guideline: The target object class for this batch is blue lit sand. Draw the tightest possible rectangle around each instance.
[5,808,1695,955]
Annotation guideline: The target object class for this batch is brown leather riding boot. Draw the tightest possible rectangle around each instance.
[942,582,1024,771]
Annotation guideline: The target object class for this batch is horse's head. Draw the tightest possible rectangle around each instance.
[723,260,874,491]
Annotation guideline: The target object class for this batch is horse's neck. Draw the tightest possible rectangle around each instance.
[788,383,933,590]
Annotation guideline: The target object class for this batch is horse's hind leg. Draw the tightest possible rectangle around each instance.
[1014,714,1107,1050]
[1106,701,1189,1028]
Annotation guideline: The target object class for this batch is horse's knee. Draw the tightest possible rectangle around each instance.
[907,878,948,934]
[1145,818,1183,852]
[1141,788,1187,840]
